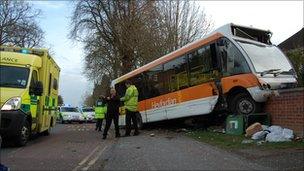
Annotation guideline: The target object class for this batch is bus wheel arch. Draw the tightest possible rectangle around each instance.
[226,86,262,115]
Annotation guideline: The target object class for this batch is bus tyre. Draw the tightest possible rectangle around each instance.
[16,120,30,146]
[230,92,261,115]
[136,112,143,130]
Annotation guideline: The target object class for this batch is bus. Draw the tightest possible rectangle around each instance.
[0,46,60,146]
[111,23,298,126]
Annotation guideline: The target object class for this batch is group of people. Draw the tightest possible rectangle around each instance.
[94,80,140,139]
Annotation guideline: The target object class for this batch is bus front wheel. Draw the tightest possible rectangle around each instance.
[229,92,261,115]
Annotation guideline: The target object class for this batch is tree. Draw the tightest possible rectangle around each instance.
[58,95,64,106]
[70,0,212,84]
[0,0,44,48]
[286,48,304,87]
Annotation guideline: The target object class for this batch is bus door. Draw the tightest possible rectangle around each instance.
[184,43,220,116]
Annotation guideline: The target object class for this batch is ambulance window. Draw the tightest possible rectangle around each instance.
[48,74,52,95]
[53,78,58,90]
[30,70,38,94]
[31,70,38,86]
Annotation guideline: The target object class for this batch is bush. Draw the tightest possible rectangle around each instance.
[286,48,304,87]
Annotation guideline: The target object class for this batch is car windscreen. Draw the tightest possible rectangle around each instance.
[82,108,94,112]
[61,107,79,112]
[0,65,30,88]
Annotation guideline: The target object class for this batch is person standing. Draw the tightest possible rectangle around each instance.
[120,80,139,136]
[94,96,106,132]
[102,88,121,139]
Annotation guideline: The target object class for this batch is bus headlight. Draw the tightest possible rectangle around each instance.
[1,97,22,110]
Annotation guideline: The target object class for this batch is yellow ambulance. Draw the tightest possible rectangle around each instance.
[0,46,60,146]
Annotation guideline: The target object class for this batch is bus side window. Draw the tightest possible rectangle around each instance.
[218,38,250,76]
[188,45,213,86]
[146,65,164,98]
[163,55,189,92]
[132,74,146,101]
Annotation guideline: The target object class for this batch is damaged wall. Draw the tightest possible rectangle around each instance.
[265,88,304,137]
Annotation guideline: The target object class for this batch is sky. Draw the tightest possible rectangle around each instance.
[31,1,303,107]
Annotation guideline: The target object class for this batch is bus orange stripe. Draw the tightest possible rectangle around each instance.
[138,81,217,111]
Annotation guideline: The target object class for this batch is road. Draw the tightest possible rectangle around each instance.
[0,123,292,170]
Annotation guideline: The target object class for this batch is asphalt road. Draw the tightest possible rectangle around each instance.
[0,123,277,170]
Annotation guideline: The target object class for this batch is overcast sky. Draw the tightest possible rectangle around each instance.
[31,1,303,106]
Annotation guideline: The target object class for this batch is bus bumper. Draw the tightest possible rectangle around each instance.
[247,86,279,102]
[0,110,26,138]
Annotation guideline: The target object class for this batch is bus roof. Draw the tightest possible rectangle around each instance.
[111,23,272,86]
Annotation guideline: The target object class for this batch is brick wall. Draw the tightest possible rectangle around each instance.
[265,88,304,137]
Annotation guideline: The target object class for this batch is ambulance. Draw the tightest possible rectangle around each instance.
[0,46,60,146]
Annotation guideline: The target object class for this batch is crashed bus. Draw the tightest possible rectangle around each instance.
[111,23,298,126]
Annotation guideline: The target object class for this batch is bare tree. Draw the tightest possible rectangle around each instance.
[0,0,44,48]
[70,0,213,99]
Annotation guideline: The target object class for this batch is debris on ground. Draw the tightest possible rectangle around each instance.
[150,133,155,137]
[241,139,254,144]
[176,128,188,133]
[251,130,270,140]
[248,125,295,142]
[245,122,263,137]
[265,126,294,142]
[208,126,225,134]
[256,140,266,145]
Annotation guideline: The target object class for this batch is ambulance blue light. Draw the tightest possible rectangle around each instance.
[21,49,29,54]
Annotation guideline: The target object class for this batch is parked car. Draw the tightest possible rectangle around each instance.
[81,107,95,122]
[59,106,85,124]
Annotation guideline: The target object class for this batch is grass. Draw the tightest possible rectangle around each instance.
[186,129,304,150]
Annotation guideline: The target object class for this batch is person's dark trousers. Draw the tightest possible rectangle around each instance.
[125,109,139,136]
[95,119,103,131]
[103,114,120,137]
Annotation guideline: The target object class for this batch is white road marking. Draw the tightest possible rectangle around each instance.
[72,145,100,171]
[81,146,108,171]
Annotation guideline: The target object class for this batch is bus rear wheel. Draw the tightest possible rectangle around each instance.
[229,92,261,115]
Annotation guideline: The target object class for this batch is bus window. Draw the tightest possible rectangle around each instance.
[132,74,147,101]
[115,82,126,97]
[146,65,164,98]
[163,55,189,92]
[188,45,213,86]
[218,38,250,76]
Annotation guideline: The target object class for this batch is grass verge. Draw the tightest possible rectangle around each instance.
[186,129,304,150]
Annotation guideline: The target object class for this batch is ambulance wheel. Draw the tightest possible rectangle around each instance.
[16,120,30,146]
[229,92,261,115]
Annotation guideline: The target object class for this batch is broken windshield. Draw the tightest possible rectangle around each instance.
[237,41,293,74]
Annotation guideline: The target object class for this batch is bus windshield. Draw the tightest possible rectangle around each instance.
[0,65,30,88]
[237,41,293,74]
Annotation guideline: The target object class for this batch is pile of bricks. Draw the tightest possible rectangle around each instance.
[264,88,304,137]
